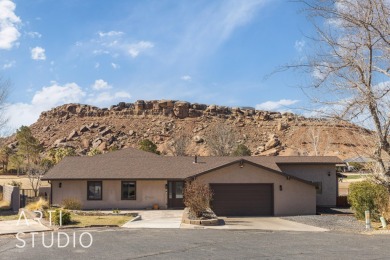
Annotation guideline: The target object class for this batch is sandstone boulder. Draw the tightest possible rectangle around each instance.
[174,101,190,119]
[193,136,204,143]
[68,130,78,140]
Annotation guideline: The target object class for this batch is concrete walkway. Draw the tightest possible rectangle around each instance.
[0,220,51,235]
[181,217,328,232]
[122,210,183,229]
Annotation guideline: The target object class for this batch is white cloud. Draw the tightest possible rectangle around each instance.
[86,91,131,104]
[111,62,120,69]
[169,0,267,65]
[128,41,154,57]
[181,75,191,81]
[31,82,85,107]
[31,46,46,60]
[5,82,85,129]
[256,99,299,111]
[98,31,124,37]
[5,80,133,129]
[77,31,153,59]
[312,62,331,81]
[294,39,305,52]
[2,60,15,69]
[92,79,112,90]
[95,62,100,69]
[26,31,41,38]
[0,0,21,50]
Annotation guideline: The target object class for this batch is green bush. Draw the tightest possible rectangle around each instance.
[62,198,82,210]
[51,209,72,225]
[139,139,160,155]
[232,144,251,156]
[348,181,389,221]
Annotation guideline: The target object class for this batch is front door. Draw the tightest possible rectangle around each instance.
[168,181,185,208]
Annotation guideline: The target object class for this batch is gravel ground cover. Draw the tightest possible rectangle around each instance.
[282,215,367,233]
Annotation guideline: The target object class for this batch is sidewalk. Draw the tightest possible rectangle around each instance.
[122,210,183,229]
[0,220,51,235]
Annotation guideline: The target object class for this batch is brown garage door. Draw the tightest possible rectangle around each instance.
[210,184,274,216]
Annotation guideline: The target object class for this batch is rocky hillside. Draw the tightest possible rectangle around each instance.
[4,100,375,159]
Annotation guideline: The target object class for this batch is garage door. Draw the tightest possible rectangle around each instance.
[210,184,274,216]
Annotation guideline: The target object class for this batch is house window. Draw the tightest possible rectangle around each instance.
[314,182,322,195]
[87,181,102,200]
[122,181,136,200]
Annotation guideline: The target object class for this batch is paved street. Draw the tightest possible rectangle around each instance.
[0,228,389,259]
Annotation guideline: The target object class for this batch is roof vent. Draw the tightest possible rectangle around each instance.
[193,155,198,164]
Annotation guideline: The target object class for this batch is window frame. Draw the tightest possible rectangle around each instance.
[121,181,137,200]
[87,181,103,200]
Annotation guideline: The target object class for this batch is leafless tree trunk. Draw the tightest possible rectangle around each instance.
[206,124,237,156]
[169,133,190,156]
[28,161,51,197]
[0,77,9,134]
[307,121,333,156]
[279,0,390,184]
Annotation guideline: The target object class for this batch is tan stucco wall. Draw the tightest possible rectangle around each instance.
[278,164,337,206]
[196,163,316,216]
[51,180,167,210]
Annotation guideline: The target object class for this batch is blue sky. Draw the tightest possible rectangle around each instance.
[0,0,314,130]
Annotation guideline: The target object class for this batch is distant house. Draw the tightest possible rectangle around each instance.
[42,148,342,216]
[343,156,374,172]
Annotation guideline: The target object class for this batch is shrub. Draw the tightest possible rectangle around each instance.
[62,198,82,210]
[348,181,389,221]
[232,144,252,156]
[26,198,49,211]
[8,180,22,187]
[139,139,160,155]
[183,179,213,218]
[87,147,102,156]
[51,209,72,225]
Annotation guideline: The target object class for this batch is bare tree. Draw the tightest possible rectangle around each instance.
[307,120,333,156]
[280,0,390,184]
[28,159,52,196]
[206,124,237,156]
[170,133,190,156]
[0,77,9,133]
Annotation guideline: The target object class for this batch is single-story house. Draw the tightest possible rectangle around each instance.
[42,148,342,216]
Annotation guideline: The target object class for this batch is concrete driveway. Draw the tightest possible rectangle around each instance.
[0,220,51,235]
[182,217,328,232]
[122,210,183,229]
[121,210,327,232]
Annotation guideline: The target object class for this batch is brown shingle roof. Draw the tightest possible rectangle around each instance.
[273,156,343,164]
[42,148,342,181]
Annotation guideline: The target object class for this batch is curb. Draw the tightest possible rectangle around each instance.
[181,208,220,226]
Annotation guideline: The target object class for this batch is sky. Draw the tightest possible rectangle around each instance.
[0,0,315,131]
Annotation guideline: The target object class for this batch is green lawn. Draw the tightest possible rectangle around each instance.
[345,175,365,180]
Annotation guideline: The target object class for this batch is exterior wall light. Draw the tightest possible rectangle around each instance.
[239,160,244,168]
[279,185,283,191]
[59,182,62,188]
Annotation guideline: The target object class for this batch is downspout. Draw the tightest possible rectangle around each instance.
[48,180,52,205]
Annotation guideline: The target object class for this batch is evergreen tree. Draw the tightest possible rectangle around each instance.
[139,139,160,155]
